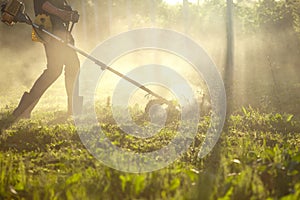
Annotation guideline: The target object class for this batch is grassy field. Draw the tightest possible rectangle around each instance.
[0,102,299,200]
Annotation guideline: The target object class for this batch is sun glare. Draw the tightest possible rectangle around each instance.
[163,0,199,5]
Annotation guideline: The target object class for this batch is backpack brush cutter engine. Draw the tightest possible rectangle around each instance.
[1,0,29,25]
[0,0,178,119]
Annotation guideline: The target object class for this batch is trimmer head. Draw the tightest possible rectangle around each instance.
[144,98,181,124]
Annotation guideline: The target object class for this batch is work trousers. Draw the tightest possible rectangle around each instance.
[32,36,80,102]
[13,30,80,118]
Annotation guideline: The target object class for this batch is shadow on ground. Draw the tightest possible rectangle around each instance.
[0,111,83,152]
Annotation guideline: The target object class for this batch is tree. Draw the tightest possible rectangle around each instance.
[224,0,234,115]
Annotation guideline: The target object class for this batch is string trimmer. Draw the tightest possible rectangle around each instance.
[0,0,176,116]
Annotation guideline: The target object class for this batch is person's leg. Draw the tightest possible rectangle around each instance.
[13,43,64,119]
[63,44,82,115]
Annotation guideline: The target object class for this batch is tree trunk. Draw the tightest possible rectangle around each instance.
[225,0,234,115]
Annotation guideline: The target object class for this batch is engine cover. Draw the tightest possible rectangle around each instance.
[1,0,23,25]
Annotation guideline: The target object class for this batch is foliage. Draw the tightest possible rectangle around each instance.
[0,106,299,199]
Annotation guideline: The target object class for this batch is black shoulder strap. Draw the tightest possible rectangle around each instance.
[63,0,69,6]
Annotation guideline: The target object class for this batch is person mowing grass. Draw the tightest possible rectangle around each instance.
[12,0,82,120]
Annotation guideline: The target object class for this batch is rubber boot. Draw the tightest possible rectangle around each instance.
[12,92,39,120]
[67,96,83,116]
